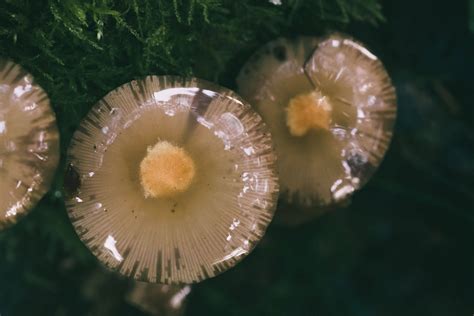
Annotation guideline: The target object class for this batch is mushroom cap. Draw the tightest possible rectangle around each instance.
[65,76,279,284]
[237,35,396,223]
[0,60,60,230]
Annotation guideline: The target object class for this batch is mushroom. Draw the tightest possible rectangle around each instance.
[65,76,279,284]
[127,282,191,316]
[237,34,396,224]
[0,59,60,230]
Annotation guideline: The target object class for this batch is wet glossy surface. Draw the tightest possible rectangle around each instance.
[66,76,279,284]
[0,60,59,230]
[237,35,396,223]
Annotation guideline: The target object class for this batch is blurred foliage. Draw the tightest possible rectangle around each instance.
[470,0,474,32]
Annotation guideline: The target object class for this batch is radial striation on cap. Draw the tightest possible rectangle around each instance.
[0,60,60,230]
[237,35,396,224]
[65,76,279,284]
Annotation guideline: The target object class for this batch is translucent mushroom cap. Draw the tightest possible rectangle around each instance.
[0,60,59,230]
[65,76,279,284]
[237,35,396,223]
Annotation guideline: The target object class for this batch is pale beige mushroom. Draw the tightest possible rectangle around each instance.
[65,76,279,284]
[127,282,191,316]
[237,35,396,224]
[0,60,59,230]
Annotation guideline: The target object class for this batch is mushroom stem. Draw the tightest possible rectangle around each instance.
[285,90,332,137]
[139,141,196,198]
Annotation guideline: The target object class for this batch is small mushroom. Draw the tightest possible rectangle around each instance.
[65,76,279,284]
[237,35,396,224]
[126,282,191,316]
[0,60,59,230]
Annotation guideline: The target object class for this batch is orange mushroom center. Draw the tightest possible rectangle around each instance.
[139,141,196,198]
[285,90,332,136]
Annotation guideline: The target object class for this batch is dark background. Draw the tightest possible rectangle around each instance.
[1,0,473,315]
